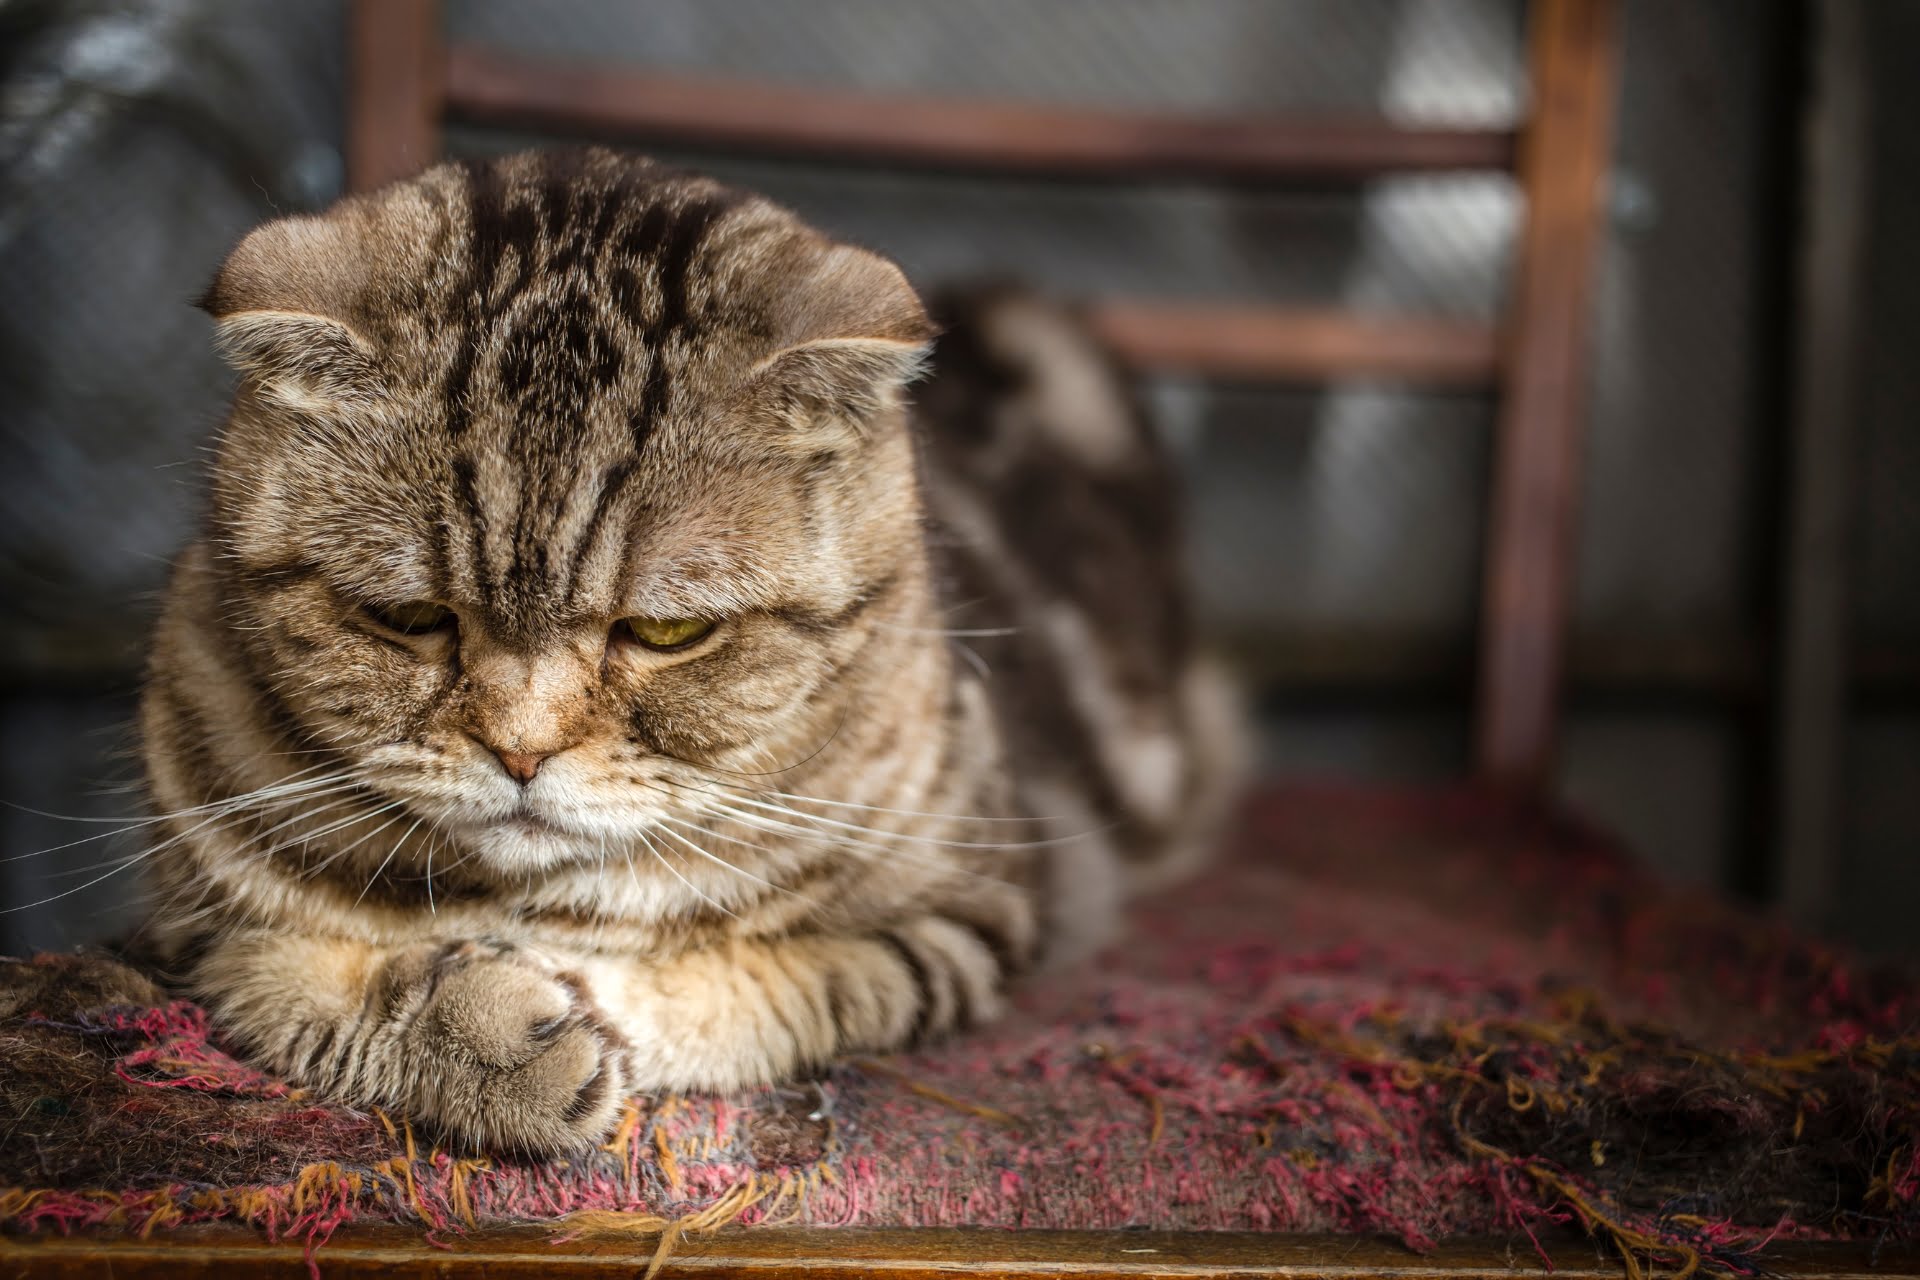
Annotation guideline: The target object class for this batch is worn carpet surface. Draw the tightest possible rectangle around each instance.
[1,786,1915,1275]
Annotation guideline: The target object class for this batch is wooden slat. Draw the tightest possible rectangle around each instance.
[1089,301,1499,386]
[443,46,1517,183]
[1474,0,1622,788]
[346,0,444,192]
[1215,629,1770,703]
[1774,0,1868,927]
[4,1225,1916,1280]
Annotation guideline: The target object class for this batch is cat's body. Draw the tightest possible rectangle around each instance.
[137,149,1233,1153]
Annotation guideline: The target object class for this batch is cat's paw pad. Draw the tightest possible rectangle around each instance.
[408,942,632,1154]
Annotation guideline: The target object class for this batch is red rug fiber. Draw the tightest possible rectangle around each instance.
[1,786,1915,1278]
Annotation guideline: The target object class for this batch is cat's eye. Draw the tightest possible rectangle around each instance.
[366,600,456,636]
[614,616,715,652]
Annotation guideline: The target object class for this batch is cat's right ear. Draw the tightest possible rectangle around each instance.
[198,214,383,413]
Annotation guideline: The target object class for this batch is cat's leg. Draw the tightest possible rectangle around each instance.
[577,909,1037,1093]
[196,896,1037,1149]
[192,932,632,1153]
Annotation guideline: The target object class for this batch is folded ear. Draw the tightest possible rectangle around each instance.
[210,310,382,414]
[733,241,933,449]
[770,242,934,350]
[198,212,384,413]
[738,336,929,449]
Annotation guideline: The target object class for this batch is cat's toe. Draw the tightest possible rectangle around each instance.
[512,1005,631,1139]
[475,1009,631,1153]
[426,947,574,1069]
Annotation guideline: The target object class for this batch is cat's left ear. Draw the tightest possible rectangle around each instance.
[198,212,384,413]
[737,243,934,449]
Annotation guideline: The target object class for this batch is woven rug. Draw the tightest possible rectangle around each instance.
[1,786,1915,1276]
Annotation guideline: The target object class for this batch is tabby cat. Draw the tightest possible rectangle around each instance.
[138,148,1235,1153]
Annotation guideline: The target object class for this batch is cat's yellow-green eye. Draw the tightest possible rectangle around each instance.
[616,616,715,652]
[366,600,455,635]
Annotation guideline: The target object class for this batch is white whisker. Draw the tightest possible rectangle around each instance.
[3,760,342,827]
[697,788,1096,852]
[294,802,410,875]
[21,786,363,873]
[685,777,1051,826]
[634,826,738,919]
[868,622,1020,638]
[355,815,425,907]
[1,776,370,912]
[682,797,1018,886]
[0,775,361,863]
[952,642,992,682]
[649,815,795,897]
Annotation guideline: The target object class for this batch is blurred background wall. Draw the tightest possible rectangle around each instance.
[1,0,1912,957]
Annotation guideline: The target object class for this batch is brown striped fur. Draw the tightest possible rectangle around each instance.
[137,149,1238,1154]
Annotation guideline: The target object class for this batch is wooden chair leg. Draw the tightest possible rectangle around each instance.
[346,0,445,193]
[1475,0,1622,790]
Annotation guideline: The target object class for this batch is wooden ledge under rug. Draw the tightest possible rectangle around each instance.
[5,1226,1920,1280]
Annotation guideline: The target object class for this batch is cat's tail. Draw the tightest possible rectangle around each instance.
[915,283,1249,909]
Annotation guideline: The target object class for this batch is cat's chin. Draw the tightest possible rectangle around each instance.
[457,814,593,873]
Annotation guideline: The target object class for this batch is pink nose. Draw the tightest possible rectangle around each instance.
[491,750,549,785]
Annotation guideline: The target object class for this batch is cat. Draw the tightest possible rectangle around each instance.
[135,147,1238,1153]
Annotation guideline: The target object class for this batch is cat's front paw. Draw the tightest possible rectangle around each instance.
[400,941,632,1154]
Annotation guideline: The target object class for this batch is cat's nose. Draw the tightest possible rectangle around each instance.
[491,749,550,786]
